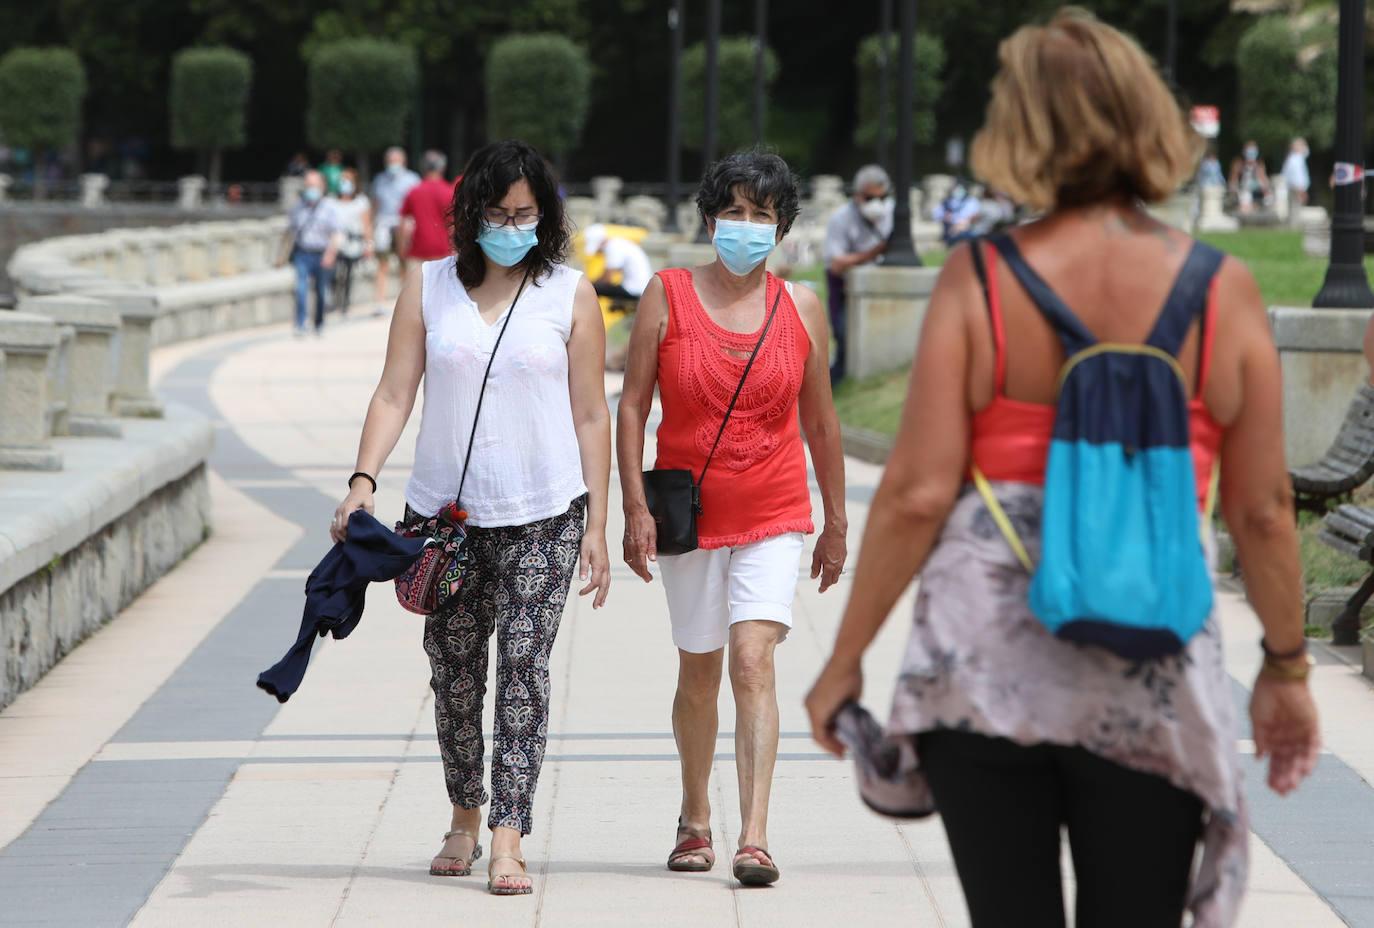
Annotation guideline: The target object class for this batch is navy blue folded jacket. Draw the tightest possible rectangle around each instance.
[257,510,427,703]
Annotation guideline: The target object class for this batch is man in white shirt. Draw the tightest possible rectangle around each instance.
[583,224,652,301]
[1281,137,1311,208]
[369,146,421,314]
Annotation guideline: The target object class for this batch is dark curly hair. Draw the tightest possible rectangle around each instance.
[450,139,569,289]
[695,150,801,236]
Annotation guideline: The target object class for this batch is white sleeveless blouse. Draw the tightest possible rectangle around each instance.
[405,257,587,526]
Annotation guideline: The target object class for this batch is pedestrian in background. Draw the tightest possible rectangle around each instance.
[330,139,610,895]
[806,9,1319,927]
[278,169,342,336]
[370,146,421,314]
[619,151,848,887]
[319,149,345,195]
[330,167,373,316]
[1282,137,1311,209]
[399,150,457,265]
[1229,140,1271,213]
[823,164,892,384]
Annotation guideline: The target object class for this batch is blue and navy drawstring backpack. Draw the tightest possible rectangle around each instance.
[971,233,1224,661]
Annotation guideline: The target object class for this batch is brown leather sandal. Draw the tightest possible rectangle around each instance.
[667,817,714,872]
[429,827,482,876]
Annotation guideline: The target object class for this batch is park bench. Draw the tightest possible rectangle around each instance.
[1315,503,1374,645]
[1289,382,1374,514]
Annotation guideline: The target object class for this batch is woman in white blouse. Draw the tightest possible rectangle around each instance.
[330,139,611,895]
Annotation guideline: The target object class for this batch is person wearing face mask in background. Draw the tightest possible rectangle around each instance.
[330,139,611,895]
[618,151,849,887]
[277,169,343,336]
[1229,140,1271,214]
[931,177,983,246]
[329,168,373,316]
[823,164,894,383]
[370,146,421,315]
[398,150,459,265]
[1282,137,1311,209]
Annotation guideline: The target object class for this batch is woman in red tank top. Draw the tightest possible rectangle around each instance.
[803,10,1318,928]
[618,152,848,886]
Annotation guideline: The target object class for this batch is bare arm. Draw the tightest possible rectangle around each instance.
[1213,258,1319,794]
[827,240,886,276]
[616,275,669,582]
[793,284,848,591]
[806,246,978,755]
[329,265,426,540]
[568,274,612,607]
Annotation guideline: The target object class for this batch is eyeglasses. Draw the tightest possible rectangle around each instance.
[484,208,543,228]
[857,192,888,203]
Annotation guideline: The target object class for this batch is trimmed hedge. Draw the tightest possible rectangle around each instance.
[170,47,253,152]
[680,36,779,154]
[307,39,418,156]
[853,31,944,150]
[486,33,591,157]
[0,47,86,152]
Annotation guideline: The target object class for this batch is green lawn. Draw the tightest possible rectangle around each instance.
[830,228,1372,440]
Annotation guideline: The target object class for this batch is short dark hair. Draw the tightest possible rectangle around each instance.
[450,140,570,290]
[695,151,801,236]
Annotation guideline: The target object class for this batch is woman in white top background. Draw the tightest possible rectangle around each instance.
[330,139,611,895]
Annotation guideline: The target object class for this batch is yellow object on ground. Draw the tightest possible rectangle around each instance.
[573,223,648,328]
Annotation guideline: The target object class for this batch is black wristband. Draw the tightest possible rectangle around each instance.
[348,471,377,494]
[1260,637,1307,661]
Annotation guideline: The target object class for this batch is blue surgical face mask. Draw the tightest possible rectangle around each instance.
[302,186,322,203]
[338,180,355,196]
[1244,146,1258,160]
[476,221,539,267]
[386,162,403,175]
[711,218,777,277]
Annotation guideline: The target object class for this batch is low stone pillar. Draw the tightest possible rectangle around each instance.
[1301,207,1331,259]
[1269,306,1374,467]
[140,230,178,285]
[279,175,304,209]
[178,175,206,210]
[591,176,623,222]
[0,313,63,470]
[811,175,844,200]
[1196,186,1238,233]
[665,241,720,270]
[0,173,10,204]
[14,260,109,297]
[924,174,956,210]
[1273,177,1290,223]
[79,173,109,208]
[19,294,123,438]
[173,225,212,281]
[624,195,666,232]
[640,232,681,273]
[675,201,701,238]
[65,284,163,418]
[845,264,941,380]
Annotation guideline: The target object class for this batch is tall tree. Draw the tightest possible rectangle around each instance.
[0,47,86,198]
[169,46,252,192]
[853,32,944,152]
[486,34,591,162]
[1237,16,1337,158]
[306,39,418,182]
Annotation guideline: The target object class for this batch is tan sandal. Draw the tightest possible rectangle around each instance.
[487,854,533,895]
[429,828,482,877]
[732,845,780,886]
[667,817,714,871]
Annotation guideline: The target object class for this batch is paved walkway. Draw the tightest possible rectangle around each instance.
[0,312,1371,926]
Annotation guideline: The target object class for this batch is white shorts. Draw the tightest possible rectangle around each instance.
[374,217,399,253]
[658,532,805,653]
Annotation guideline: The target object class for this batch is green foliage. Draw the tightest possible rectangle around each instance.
[1236,16,1336,157]
[0,47,86,151]
[306,38,417,153]
[170,46,252,151]
[853,32,945,149]
[485,33,591,157]
[679,36,780,154]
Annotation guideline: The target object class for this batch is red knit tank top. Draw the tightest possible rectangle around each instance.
[655,268,814,549]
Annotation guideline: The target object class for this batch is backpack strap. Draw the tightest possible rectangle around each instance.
[988,233,1096,355]
[1144,241,1226,358]
[968,239,1007,395]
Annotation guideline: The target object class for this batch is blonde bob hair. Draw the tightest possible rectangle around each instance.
[970,7,1201,211]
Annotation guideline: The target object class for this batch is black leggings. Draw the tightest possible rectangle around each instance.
[918,730,1204,928]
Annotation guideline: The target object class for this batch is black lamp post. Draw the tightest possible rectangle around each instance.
[877,0,891,171]
[695,0,722,243]
[1164,0,1177,86]
[884,0,921,266]
[753,0,767,148]
[665,0,684,233]
[1313,0,1374,312]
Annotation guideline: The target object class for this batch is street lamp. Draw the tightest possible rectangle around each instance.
[753,0,767,148]
[695,0,722,243]
[884,0,921,266]
[665,0,684,233]
[1313,0,1374,312]
[1165,0,1177,86]
[877,0,891,171]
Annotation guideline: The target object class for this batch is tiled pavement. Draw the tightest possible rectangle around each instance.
[0,312,1368,926]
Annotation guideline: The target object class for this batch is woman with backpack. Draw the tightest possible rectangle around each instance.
[805,10,1319,928]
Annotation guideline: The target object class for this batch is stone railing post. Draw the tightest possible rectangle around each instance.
[0,173,11,204]
[19,294,123,438]
[591,176,623,222]
[178,175,206,210]
[845,265,941,380]
[279,176,304,209]
[80,173,109,208]
[65,283,163,418]
[0,313,63,470]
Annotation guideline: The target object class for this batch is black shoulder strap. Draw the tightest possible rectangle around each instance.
[455,265,533,508]
[1144,241,1225,357]
[697,282,784,487]
[988,233,1096,354]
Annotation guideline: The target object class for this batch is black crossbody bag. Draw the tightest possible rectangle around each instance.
[643,285,782,555]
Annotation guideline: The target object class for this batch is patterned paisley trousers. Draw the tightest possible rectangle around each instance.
[419,495,585,835]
